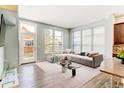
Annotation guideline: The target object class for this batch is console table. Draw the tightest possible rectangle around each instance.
[100,58,124,88]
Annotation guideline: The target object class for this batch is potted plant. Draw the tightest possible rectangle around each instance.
[117,52,124,64]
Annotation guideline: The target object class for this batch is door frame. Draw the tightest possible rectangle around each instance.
[18,20,37,65]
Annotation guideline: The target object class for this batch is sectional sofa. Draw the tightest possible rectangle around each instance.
[47,53,103,68]
[68,54,103,68]
[58,54,103,68]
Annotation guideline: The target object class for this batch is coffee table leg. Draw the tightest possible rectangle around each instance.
[72,69,76,77]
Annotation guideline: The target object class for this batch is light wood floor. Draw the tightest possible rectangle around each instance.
[18,62,107,88]
[18,63,46,88]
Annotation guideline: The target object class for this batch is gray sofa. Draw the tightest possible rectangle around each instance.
[57,53,103,68]
[68,54,103,68]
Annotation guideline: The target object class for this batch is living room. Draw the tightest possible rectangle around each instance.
[1,5,124,88]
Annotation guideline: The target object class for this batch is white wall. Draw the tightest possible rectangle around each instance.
[0,10,19,68]
[0,47,4,79]
[5,25,19,68]
[104,15,114,59]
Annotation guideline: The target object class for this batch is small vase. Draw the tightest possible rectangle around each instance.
[121,59,124,64]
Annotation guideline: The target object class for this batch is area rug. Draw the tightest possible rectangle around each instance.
[36,61,100,88]
[82,73,124,88]
[82,73,112,88]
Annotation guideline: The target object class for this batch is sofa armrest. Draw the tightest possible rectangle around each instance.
[93,54,103,67]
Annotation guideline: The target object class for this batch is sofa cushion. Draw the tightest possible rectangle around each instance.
[67,54,93,61]
[80,56,93,61]
[63,49,73,54]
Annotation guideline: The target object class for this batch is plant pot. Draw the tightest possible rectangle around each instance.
[121,59,124,64]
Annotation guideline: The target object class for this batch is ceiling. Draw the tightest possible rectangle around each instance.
[19,6,124,29]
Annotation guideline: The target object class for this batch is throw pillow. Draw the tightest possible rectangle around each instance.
[89,53,99,57]
[80,52,85,56]
[87,51,99,57]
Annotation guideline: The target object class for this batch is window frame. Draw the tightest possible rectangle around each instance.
[44,29,63,54]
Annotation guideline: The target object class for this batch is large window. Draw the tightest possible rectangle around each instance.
[93,26,105,54]
[72,26,105,55]
[45,29,53,53]
[45,29,63,54]
[54,31,63,53]
[82,29,92,52]
[73,31,81,53]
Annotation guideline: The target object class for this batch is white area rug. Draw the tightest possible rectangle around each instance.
[36,61,100,88]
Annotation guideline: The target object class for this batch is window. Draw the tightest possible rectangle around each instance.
[45,29,53,53]
[54,31,63,53]
[82,29,92,52]
[72,26,105,55]
[45,29,63,54]
[73,31,81,53]
[93,26,105,54]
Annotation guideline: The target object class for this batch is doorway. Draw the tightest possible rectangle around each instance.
[19,21,37,64]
